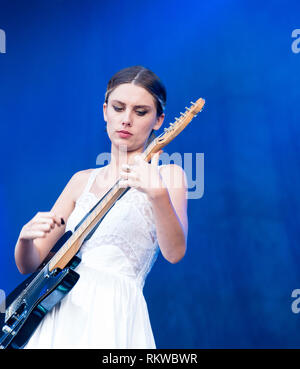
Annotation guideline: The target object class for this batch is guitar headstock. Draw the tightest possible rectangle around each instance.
[155,98,205,149]
[188,97,206,115]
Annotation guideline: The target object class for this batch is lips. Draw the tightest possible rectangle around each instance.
[117,130,132,135]
[117,130,133,139]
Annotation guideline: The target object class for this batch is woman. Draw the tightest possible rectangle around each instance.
[15,65,188,348]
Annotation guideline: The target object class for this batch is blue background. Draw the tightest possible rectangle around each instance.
[1,0,300,348]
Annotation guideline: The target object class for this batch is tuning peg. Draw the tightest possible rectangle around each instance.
[190,101,195,105]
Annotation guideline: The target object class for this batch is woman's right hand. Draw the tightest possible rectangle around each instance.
[19,212,65,241]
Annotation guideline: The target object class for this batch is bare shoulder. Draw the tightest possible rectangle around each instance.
[68,168,94,202]
[159,164,188,191]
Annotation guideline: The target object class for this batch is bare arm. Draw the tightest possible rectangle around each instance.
[120,156,189,264]
[14,170,89,274]
[149,164,188,264]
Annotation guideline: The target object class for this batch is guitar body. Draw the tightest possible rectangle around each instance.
[0,255,80,349]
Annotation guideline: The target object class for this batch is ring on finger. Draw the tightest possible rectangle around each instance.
[122,164,131,171]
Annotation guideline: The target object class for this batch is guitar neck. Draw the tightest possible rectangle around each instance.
[47,97,205,272]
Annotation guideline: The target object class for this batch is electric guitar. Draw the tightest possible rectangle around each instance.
[0,98,205,349]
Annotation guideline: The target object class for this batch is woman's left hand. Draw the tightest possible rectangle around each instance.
[119,150,166,200]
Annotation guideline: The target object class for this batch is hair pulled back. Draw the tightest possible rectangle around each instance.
[104,65,166,117]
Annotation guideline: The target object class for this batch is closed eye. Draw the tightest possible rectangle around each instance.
[113,105,123,112]
[136,110,147,116]
[113,105,148,116]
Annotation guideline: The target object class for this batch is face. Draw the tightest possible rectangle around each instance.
[103,83,164,152]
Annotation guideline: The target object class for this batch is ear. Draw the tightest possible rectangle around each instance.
[153,113,165,131]
[103,102,107,122]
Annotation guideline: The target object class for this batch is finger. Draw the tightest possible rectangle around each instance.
[119,179,129,188]
[49,215,65,226]
[151,151,162,167]
[35,215,63,227]
[119,178,138,188]
[20,230,46,240]
[121,163,131,172]
[31,223,53,232]
[120,171,138,181]
[34,212,64,226]
[120,171,128,180]
[33,217,55,228]
[151,150,163,160]
[127,178,138,188]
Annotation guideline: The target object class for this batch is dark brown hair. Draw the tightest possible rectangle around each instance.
[104,65,167,117]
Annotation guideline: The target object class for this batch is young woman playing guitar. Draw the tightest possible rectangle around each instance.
[15,66,188,349]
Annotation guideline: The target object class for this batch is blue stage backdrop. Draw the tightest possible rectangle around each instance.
[1,0,300,348]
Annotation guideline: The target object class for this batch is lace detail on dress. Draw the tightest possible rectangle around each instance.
[65,167,164,287]
[77,189,159,285]
[75,192,99,213]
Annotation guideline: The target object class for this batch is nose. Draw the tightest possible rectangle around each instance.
[122,120,131,127]
[122,108,132,127]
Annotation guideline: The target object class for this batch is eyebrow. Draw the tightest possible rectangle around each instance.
[111,99,152,109]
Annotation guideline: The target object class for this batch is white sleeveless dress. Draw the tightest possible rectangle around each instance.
[24,167,161,349]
